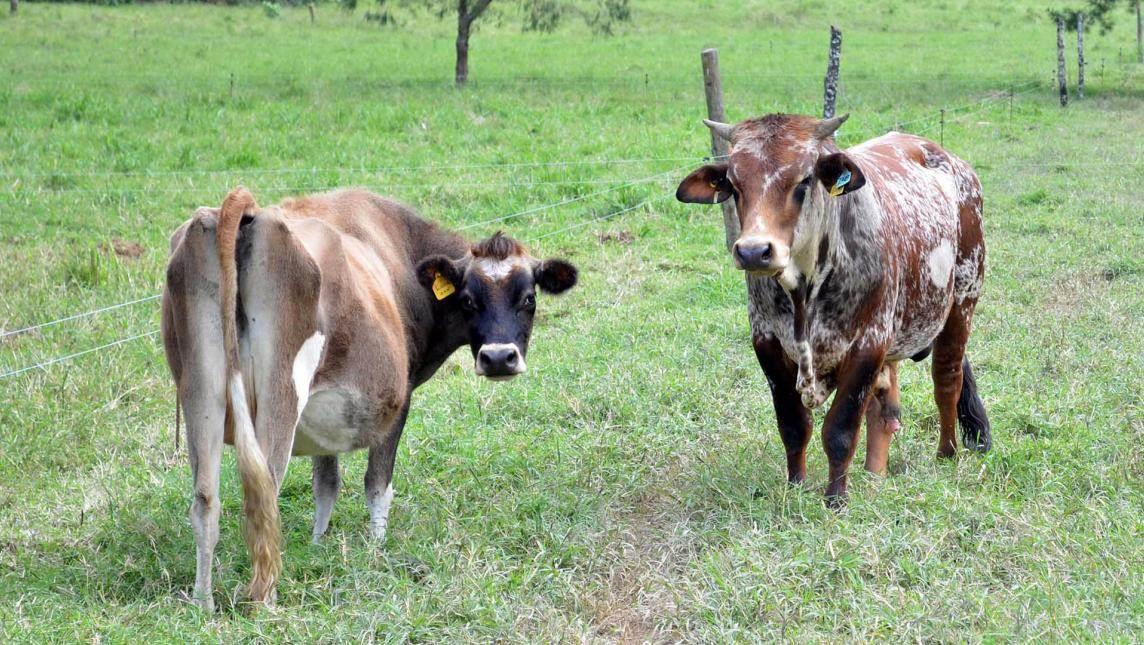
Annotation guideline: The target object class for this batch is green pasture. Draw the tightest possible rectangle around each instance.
[1,0,1141,640]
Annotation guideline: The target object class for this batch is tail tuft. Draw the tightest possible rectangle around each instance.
[957,357,991,452]
[229,376,282,603]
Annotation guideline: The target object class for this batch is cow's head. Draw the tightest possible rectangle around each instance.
[416,233,578,380]
[676,113,866,284]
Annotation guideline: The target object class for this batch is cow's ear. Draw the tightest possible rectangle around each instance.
[534,258,578,295]
[415,255,467,301]
[676,163,733,204]
[815,153,866,196]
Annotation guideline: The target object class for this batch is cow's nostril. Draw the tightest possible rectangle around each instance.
[758,242,773,260]
[505,351,518,366]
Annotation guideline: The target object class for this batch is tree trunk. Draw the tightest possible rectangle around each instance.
[1137,0,1143,64]
[455,4,472,87]
[10,0,16,16]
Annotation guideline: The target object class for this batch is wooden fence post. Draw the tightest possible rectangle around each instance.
[9,0,16,15]
[1057,18,1069,107]
[823,26,842,118]
[1077,14,1085,98]
[308,2,316,24]
[700,48,740,251]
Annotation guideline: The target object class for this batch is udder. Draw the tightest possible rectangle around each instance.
[293,387,374,456]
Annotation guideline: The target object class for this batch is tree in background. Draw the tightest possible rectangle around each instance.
[401,0,630,87]
[1049,0,1143,62]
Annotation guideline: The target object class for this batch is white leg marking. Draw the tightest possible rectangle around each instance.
[368,484,394,540]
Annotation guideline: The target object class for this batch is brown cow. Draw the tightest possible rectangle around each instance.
[161,188,577,609]
[676,113,991,505]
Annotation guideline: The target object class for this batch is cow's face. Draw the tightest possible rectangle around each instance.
[416,233,577,380]
[676,113,865,279]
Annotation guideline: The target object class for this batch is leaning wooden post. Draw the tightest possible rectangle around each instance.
[823,26,843,118]
[1057,18,1069,107]
[308,2,316,24]
[1077,14,1086,98]
[701,48,740,251]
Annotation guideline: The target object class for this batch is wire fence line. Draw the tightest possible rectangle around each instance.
[0,187,677,381]
[0,294,161,340]
[0,77,1113,381]
[4,173,688,197]
[0,163,691,354]
[0,156,709,181]
[0,330,161,380]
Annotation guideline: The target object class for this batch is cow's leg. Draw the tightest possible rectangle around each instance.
[932,308,971,458]
[864,361,901,475]
[185,386,224,611]
[364,401,410,540]
[165,215,228,611]
[311,455,341,543]
[822,349,884,505]
[753,333,813,484]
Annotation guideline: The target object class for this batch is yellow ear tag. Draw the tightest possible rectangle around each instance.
[432,273,455,300]
[829,183,845,197]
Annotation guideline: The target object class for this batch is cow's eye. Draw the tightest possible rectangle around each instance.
[460,294,477,313]
[520,293,536,310]
[793,175,812,202]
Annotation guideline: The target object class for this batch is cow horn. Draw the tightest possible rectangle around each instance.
[703,119,736,142]
[815,113,850,139]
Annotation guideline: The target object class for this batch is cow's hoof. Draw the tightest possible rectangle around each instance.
[178,590,214,612]
[369,524,388,542]
[823,494,851,510]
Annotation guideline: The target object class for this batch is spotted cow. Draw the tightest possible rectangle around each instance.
[161,187,577,608]
[677,113,991,505]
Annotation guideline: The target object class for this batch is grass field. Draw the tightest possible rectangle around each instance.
[1,0,1142,640]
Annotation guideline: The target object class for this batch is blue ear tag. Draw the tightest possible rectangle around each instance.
[829,169,852,197]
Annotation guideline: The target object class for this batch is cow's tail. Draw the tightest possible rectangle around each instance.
[957,356,991,453]
[217,186,282,603]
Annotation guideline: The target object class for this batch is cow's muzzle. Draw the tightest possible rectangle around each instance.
[475,343,526,380]
[732,237,787,275]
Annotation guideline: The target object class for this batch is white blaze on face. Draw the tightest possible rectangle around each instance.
[473,257,525,282]
[927,241,955,289]
[292,331,326,420]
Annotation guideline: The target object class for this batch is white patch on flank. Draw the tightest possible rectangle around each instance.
[927,241,955,288]
[369,483,394,540]
[473,257,522,282]
[291,331,326,420]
